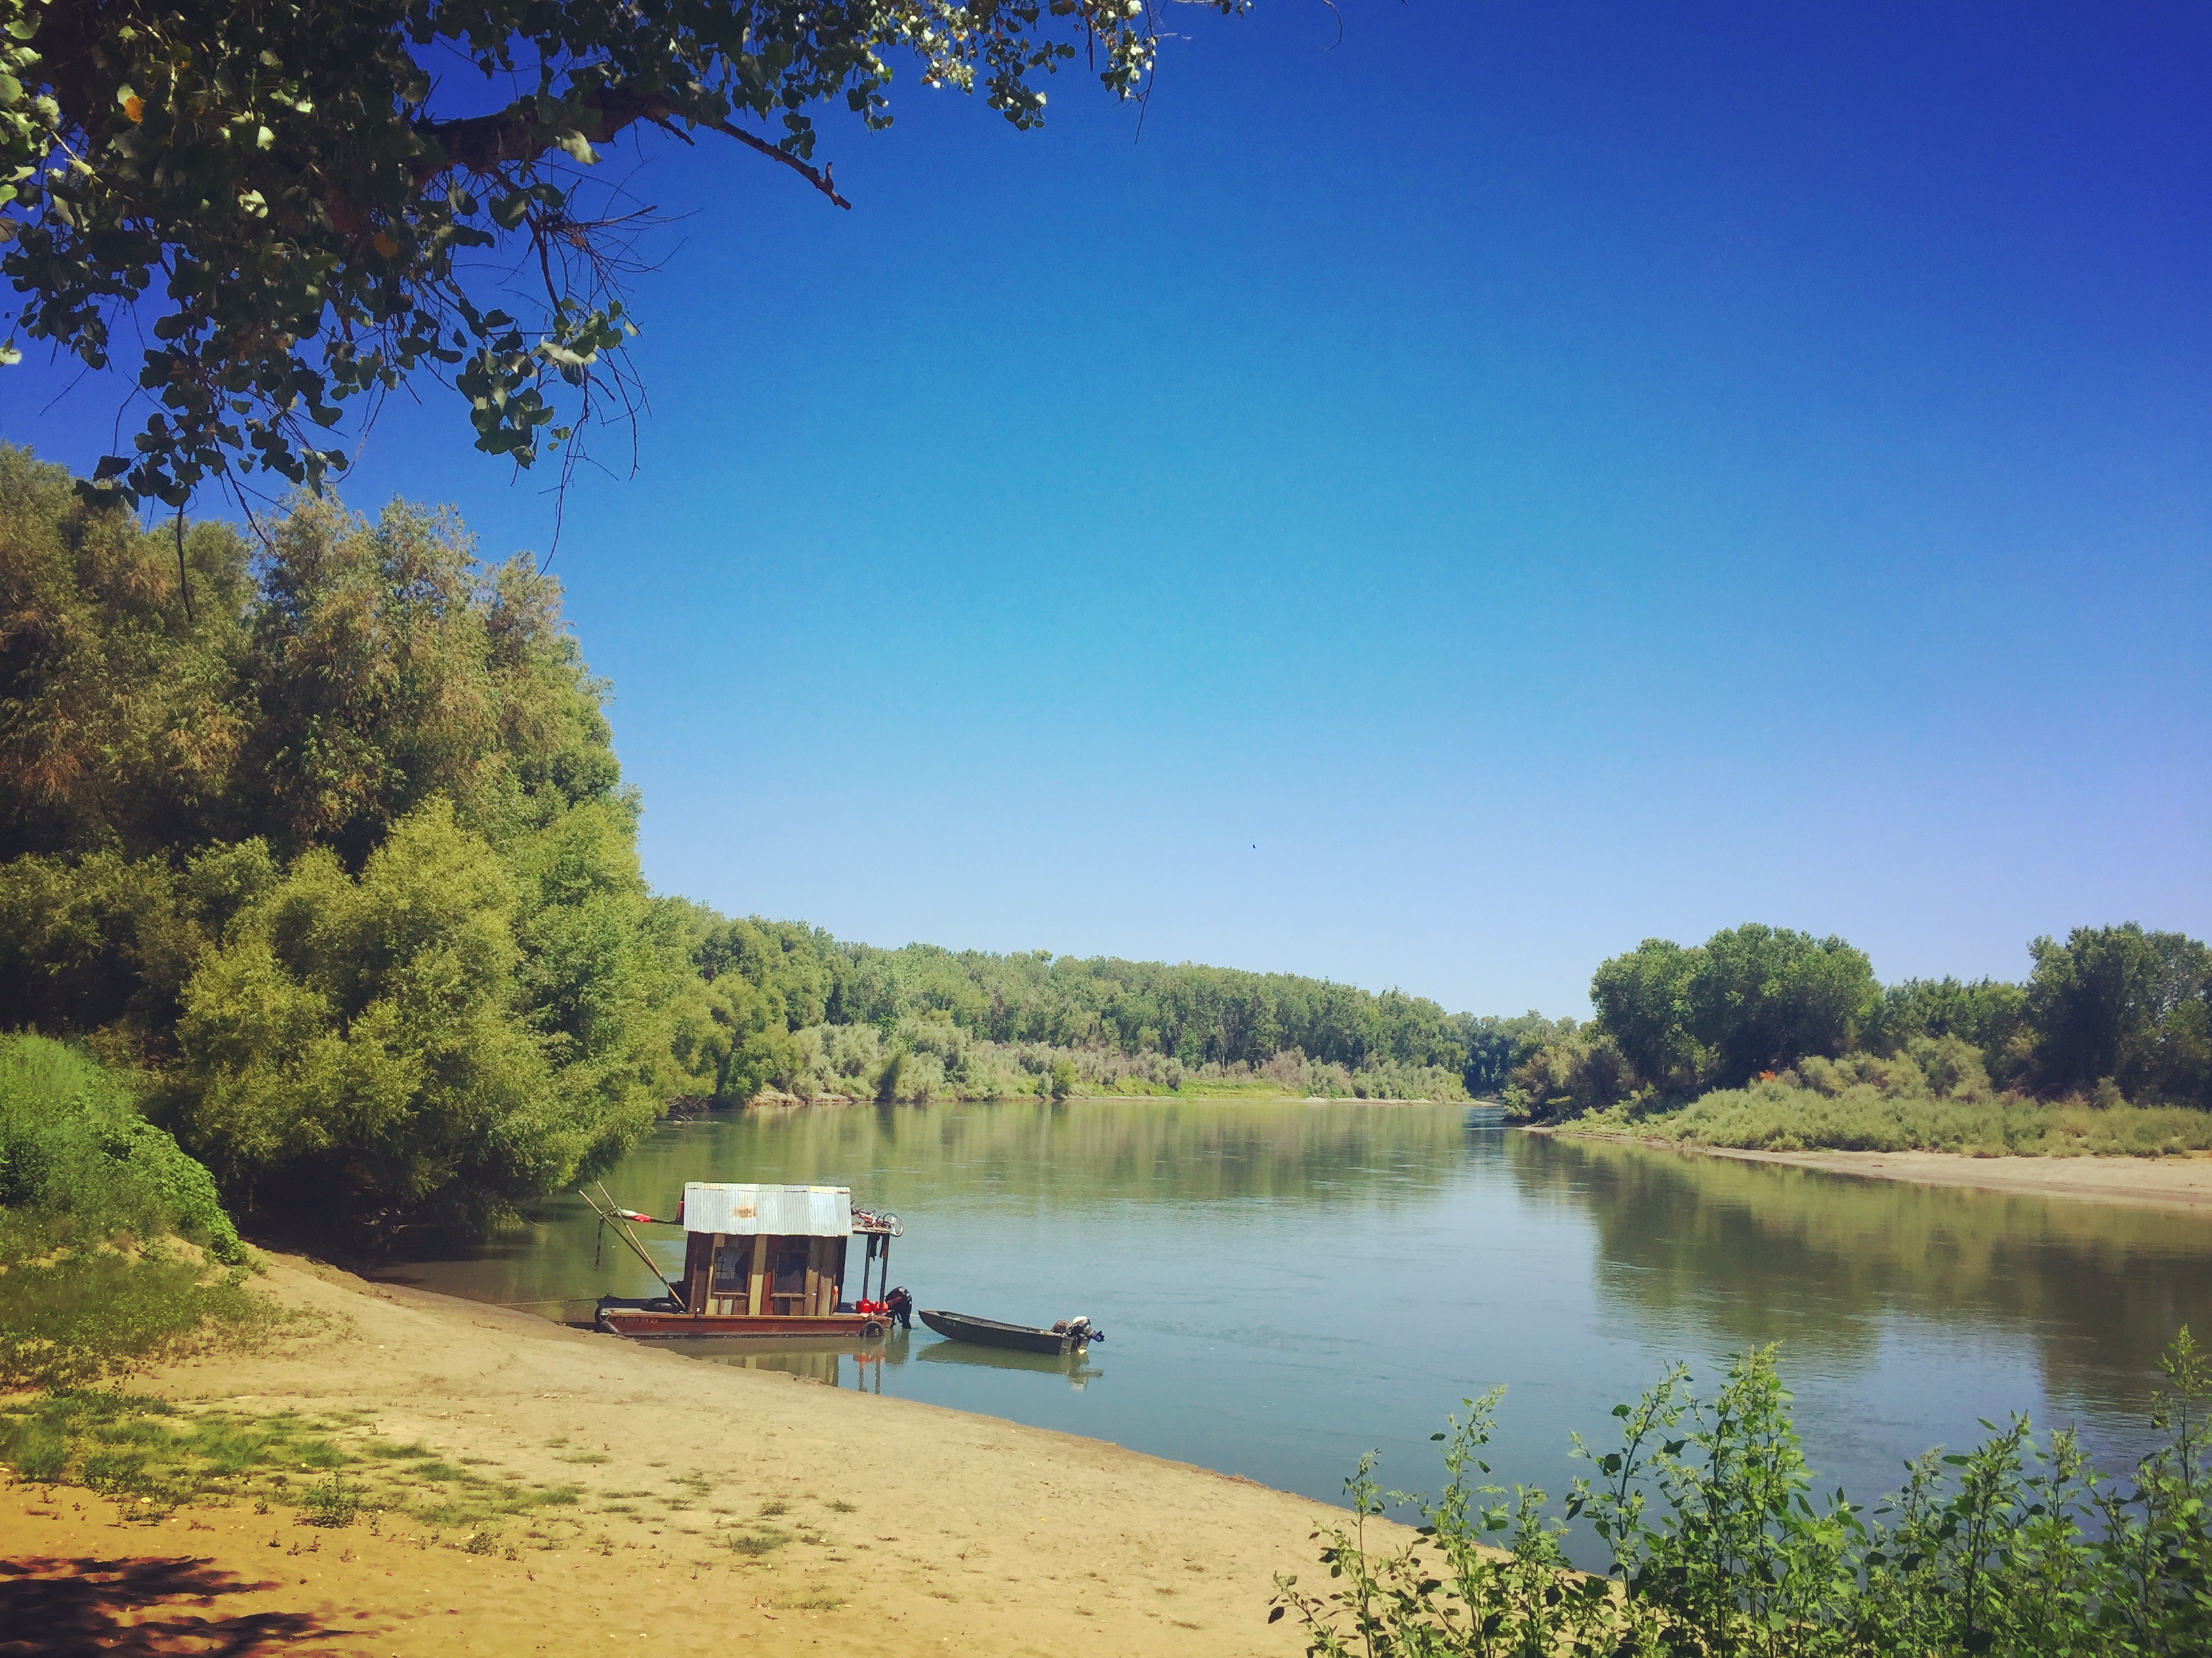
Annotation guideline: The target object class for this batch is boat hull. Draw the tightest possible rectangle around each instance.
[919,1309,1078,1354]
[598,1310,890,1339]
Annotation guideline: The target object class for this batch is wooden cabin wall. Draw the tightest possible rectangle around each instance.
[684,1232,712,1312]
[678,1230,855,1319]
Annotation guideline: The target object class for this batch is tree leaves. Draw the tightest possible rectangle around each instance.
[0,0,1221,509]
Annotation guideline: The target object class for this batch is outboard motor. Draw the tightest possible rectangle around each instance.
[1051,1315,1105,1346]
[884,1286,914,1330]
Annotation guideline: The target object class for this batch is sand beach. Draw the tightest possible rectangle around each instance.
[1,1257,1372,1658]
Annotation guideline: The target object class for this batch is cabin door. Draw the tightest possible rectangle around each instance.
[710,1237,752,1315]
[769,1242,810,1316]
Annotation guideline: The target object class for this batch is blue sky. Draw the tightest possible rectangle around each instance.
[6,2,2207,1016]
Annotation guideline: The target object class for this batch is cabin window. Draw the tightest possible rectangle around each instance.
[712,1244,749,1295]
[773,1247,808,1297]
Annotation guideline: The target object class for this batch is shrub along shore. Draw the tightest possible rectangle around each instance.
[1505,921,2211,1158]
[1281,1333,2212,1657]
[1559,1076,2212,1158]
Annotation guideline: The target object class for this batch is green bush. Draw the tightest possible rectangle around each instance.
[1572,1074,2212,1157]
[1276,1331,2212,1657]
[0,1214,270,1388]
[0,1031,240,1261]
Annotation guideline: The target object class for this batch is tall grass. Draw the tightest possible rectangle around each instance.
[0,1030,260,1385]
[1276,1331,2212,1657]
[0,1217,270,1388]
[0,1390,583,1529]
[1574,1078,2212,1157]
[0,1031,241,1257]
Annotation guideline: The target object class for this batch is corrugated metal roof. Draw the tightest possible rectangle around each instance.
[682,1183,852,1237]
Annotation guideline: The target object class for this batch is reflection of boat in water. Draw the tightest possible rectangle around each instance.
[918,1309,1103,1354]
[916,1338,1101,1389]
[657,1328,912,1391]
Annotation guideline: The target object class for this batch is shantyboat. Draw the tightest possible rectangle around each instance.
[584,1181,909,1339]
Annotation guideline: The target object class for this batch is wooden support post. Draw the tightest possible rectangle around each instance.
[746,1233,767,1316]
[695,1233,720,1317]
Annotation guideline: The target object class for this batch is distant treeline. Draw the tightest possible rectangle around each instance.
[0,452,1504,1240]
[13,450,2193,1240]
[1509,921,2211,1123]
[657,907,1547,1108]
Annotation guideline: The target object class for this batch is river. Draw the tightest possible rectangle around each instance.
[384,1098,2212,1556]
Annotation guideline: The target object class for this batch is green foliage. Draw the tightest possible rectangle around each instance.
[1273,1330,2212,1657]
[668,916,1494,1097]
[1462,1013,1576,1097]
[2028,925,2212,1108]
[0,1388,583,1528]
[0,0,1223,506]
[1,451,680,1235]
[1570,1070,2212,1157]
[726,1526,790,1556]
[163,800,642,1228]
[0,1030,239,1259]
[1862,978,2031,1087]
[1582,926,1879,1102]
[1592,937,1704,1095]
[1045,1055,1079,1102]
[1569,919,2209,1117]
[1504,1030,1636,1123]
[302,1470,361,1527]
[0,1214,269,1388]
[0,1029,263,1386]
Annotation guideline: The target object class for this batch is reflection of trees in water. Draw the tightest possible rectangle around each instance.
[622,1099,1477,1211]
[1510,1135,2212,1405]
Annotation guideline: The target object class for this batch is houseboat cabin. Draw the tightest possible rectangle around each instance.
[595,1183,904,1339]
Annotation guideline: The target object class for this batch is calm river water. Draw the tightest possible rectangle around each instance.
[388,1099,2212,1559]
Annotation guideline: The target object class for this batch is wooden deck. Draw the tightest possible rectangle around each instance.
[595,1308,893,1339]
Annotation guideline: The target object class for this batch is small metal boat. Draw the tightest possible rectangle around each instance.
[918,1309,1104,1354]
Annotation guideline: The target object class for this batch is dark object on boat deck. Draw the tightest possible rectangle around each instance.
[919,1310,1104,1354]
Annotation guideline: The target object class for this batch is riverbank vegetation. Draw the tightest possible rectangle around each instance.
[1279,1331,2212,1657]
[1508,921,2211,1154]
[751,1020,1469,1106]
[657,897,1531,1108]
[0,1388,583,1539]
[1570,1075,2212,1158]
[0,1031,266,1386]
[0,450,1504,1242]
[7,448,2203,1249]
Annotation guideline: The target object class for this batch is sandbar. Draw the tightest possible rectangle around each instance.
[0,1256,1372,1657]
[1545,1133,2212,1212]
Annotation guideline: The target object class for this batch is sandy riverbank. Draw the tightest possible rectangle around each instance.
[1,1257,1374,1658]
[1539,1131,2212,1212]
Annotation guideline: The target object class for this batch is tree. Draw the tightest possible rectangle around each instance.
[1504,1030,1635,1122]
[1590,939,1703,1094]
[1,450,686,1234]
[2027,925,2211,1106]
[1458,1011,1572,1097]
[1584,925,1879,1095]
[1682,924,1877,1089]
[0,0,1235,509]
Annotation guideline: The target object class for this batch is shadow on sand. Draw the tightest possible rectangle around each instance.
[0,1554,363,1658]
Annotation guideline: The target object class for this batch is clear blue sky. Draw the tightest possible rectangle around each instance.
[7,2,2207,1017]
